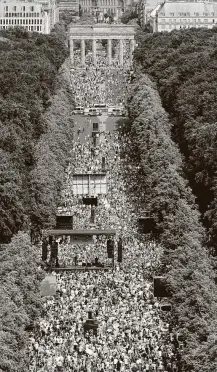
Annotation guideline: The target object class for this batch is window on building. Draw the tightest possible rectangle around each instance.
[14,19,16,24]
[0,20,2,24]
[6,19,8,24]
[203,13,208,16]
[40,26,41,31]
[6,6,8,11]
[37,19,39,24]
[31,6,34,12]
[9,13,11,17]
[37,25,39,31]
[20,13,22,17]
[11,19,14,24]
[194,12,199,16]
[9,19,11,24]
[23,6,25,11]
[37,13,39,17]
[20,19,22,24]
[31,25,33,31]
[169,12,174,16]
[13,6,16,11]
[40,19,42,24]
[17,19,19,24]
[5,13,8,17]
[3,20,5,24]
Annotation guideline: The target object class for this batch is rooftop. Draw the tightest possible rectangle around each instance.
[151,1,217,16]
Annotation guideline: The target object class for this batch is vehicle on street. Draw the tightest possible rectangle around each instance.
[73,106,84,115]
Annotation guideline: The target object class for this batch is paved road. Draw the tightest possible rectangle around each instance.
[72,114,124,143]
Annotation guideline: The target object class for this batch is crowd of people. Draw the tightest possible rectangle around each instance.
[28,40,181,372]
[70,41,131,108]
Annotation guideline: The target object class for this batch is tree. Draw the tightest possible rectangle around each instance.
[0,232,45,372]
[0,27,71,243]
[121,8,138,25]
[133,27,217,255]
[123,73,217,371]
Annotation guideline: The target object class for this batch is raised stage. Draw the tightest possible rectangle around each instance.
[46,265,113,272]
[46,229,116,236]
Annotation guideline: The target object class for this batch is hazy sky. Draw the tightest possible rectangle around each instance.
[146,0,161,10]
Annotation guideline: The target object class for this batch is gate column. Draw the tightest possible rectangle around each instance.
[129,39,135,65]
[70,39,74,66]
[107,38,112,65]
[81,39,85,65]
[119,39,124,66]
[92,39,97,66]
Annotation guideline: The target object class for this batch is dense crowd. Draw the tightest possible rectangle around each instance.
[70,41,131,107]
[28,41,180,372]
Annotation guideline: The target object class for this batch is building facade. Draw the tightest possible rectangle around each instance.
[138,0,160,27]
[137,0,146,26]
[57,0,79,14]
[0,0,58,34]
[150,1,217,32]
[39,0,59,31]
[79,0,125,19]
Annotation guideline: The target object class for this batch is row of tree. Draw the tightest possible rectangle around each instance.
[0,27,74,243]
[120,74,217,371]
[0,27,75,371]
[0,232,45,372]
[134,27,217,256]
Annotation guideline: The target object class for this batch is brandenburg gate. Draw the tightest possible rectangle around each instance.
[69,24,136,66]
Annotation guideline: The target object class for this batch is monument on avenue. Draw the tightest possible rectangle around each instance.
[69,24,136,66]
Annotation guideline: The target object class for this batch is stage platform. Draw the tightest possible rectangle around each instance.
[46,265,113,272]
[46,229,116,236]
